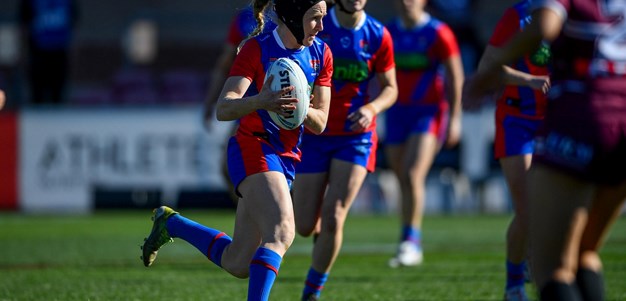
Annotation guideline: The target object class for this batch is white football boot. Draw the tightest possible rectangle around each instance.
[389,241,423,268]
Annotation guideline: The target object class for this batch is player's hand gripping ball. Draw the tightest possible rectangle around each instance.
[264,58,311,130]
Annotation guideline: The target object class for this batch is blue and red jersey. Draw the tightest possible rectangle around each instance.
[316,7,395,135]
[386,14,459,107]
[489,1,550,118]
[228,30,333,161]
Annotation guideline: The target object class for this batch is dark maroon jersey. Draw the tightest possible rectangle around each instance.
[533,0,626,83]
[531,0,626,184]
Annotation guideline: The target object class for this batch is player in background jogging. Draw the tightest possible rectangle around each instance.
[464,0,626,299]
[464,1,551,300]
[292,0,397,300]
[383,0,463,268]
[141,1,333,300]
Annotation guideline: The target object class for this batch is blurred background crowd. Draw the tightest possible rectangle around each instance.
[0,0,532,214]
[0,0,517,110]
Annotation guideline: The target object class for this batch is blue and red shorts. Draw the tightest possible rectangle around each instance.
[227,135,296,197]
[494,104,543,159]
[297,131,378,173]
[384,102,449,145]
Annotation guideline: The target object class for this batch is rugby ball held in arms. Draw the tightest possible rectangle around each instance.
[263,57,310,130]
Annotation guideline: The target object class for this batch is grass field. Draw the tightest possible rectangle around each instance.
[1,210,625,301]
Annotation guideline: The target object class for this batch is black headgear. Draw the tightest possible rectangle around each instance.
[334,0,355,14]
[274,0,324,45]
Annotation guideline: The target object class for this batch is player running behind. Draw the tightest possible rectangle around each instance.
[141,1,333,300]
[292,0,398,300]
[384,0,464,267]
[464,1,551,300]
[464,0,626,299]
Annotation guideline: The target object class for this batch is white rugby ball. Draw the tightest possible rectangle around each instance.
[263,57,310,130]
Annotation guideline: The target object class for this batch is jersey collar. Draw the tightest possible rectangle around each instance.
[330,6,367,31]
[273,28,305,51]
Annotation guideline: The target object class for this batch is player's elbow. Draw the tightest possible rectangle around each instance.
[308,126,325,135]
[215,108,234,121]
[215,100,236,121]
[305,120,326,135]
[215,113,227,121]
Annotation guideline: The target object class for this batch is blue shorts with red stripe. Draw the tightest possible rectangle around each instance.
[227,135,296,197]
[296,131,378,173]
[384,103,449,145]
[494,109,543,159]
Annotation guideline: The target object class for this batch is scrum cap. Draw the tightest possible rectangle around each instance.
[274,0,324,45]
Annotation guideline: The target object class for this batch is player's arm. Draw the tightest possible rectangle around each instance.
[490,8,562,68]
[477,45,550,91]
[443,54,464,148]
[203,43,237,127]
[304,85,331,134]
[0,89,5,110]
[348,67,398,132]
[348,28,397,132]
[503,66,551,93]
[305,44,334,134]
[467,8,563,98]
[216,75,297,121]
[368,67,398,115]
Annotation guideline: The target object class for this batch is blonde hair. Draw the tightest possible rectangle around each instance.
[249,0,273,38]
[237,0,273,54]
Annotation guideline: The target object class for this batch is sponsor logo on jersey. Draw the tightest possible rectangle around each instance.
[333,58,369,82]
[395,53,430,70]
[530,42,552,67]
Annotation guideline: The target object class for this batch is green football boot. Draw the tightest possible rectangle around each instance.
[141,206,178,267]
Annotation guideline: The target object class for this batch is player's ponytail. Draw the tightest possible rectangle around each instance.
[249,0,272,38]
[237,0,271,54]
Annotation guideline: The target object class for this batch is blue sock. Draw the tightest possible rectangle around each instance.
[248,247,282,301]
[506,260,527,289]
[166,214,232,267]
[402,225,421,248]
[302,267,329,299]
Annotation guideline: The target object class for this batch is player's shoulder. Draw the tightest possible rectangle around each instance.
[500,1,530,23]
[236,5,254,19]
[512,0,532,13]
[360,13,392,45]
[237,35,263,56]
[311,36,328,49]
[425,14,449,31]
[250,30,275,48]
[363,13,387,32]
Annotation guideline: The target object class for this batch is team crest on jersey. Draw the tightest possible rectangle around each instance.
[340,36,351,48]
[359,39,369,52]
[310,59,320,73]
